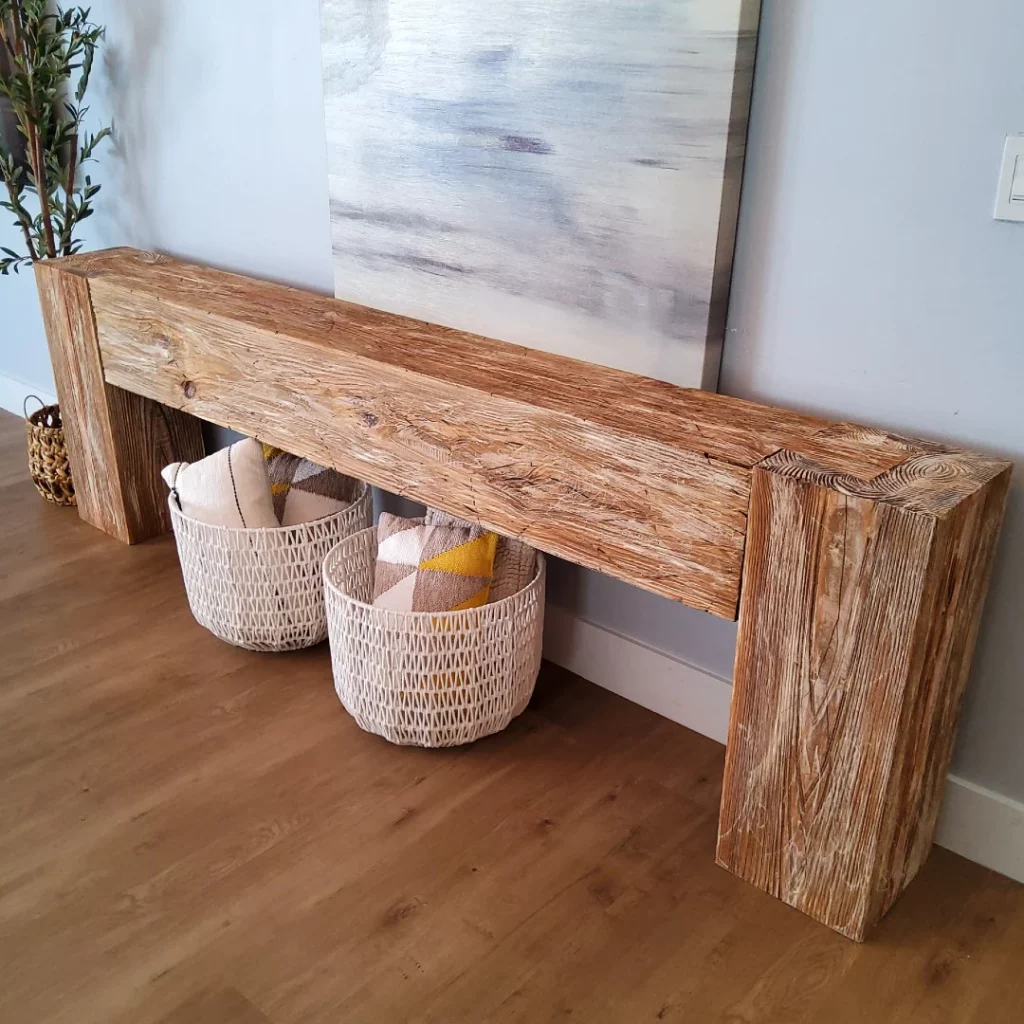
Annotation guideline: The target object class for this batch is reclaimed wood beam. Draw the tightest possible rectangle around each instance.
[34,249,1012,942]
[34,259,203,543]
[41,247,836,618]
[717,433,1011,940]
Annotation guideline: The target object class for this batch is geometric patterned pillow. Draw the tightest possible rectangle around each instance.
[425,507,536,603]
[262,445,357,526]
[372,513,498,612]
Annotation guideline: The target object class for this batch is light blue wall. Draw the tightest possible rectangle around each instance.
[1,0,334,396]
[1,222,58,393]
[724,0,1024,799]
[1,0,1021,799]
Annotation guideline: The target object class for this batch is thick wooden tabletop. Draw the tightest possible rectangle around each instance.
[31,252,1014,942]
[38,248,1009,619]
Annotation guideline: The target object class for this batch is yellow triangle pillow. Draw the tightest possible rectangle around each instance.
[372,513,499,613]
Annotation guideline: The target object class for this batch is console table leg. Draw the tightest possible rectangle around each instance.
[717,445,1010,940]
[35,261,203,543]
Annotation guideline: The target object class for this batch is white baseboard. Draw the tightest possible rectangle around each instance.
[0,372,57,418]
[935,775,1024,883]
[543,604,733,745]
[543,604,1024,883]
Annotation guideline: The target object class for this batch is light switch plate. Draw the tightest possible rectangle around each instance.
[994,134,1024,222]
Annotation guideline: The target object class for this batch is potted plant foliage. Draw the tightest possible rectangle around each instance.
[0,0,110,271]
[0,0,110,504]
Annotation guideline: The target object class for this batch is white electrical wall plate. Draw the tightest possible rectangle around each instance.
[994,134,1024,223]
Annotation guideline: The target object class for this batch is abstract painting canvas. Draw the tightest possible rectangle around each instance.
[321,0,760,389]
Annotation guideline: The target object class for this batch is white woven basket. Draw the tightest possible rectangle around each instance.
[169,483,372,651]
[323,527,546,747]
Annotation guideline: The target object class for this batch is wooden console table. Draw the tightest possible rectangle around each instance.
[36,248,1011,941]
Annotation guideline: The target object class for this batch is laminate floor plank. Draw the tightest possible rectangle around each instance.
[0,410,1021,1023]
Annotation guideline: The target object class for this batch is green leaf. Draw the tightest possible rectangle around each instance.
[1,0,109,259]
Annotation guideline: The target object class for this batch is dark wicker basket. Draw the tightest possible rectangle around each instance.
[24,397,76,507]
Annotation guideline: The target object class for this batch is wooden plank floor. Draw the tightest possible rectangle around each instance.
[1,409,1022,1024]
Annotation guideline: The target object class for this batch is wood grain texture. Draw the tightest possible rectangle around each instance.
[92,279,746,614]
[321,0,761,389]
[34,249,1015,939]
[34,260,203,543]
[717,448,1012,940]
[760,440,1009,515]
[52,246,837,618]
[785,423,930,481]
[55,248,830,466]
[3,407,1024,1023]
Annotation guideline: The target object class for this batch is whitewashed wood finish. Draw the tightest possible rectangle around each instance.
[89,273,755,618]
[34,259,204,543]
[56,247,834,619]
[320,0,760,388]
[717,451,1012,940]
[36,248,1015,941]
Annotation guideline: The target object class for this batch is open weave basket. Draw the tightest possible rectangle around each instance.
[169,482,372,651]
[323,527,545,747]
[24,398,75,506]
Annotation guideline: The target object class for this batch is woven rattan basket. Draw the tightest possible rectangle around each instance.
[169,482,372,651]
[323,527,545,747]
[24,397,75,506]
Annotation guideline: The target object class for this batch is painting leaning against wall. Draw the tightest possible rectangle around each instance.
[320,0,761,390]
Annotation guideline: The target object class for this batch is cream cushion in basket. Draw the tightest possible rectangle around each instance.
[372,513,498,612]
[161,438,278,529]
[425,508,536,603]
